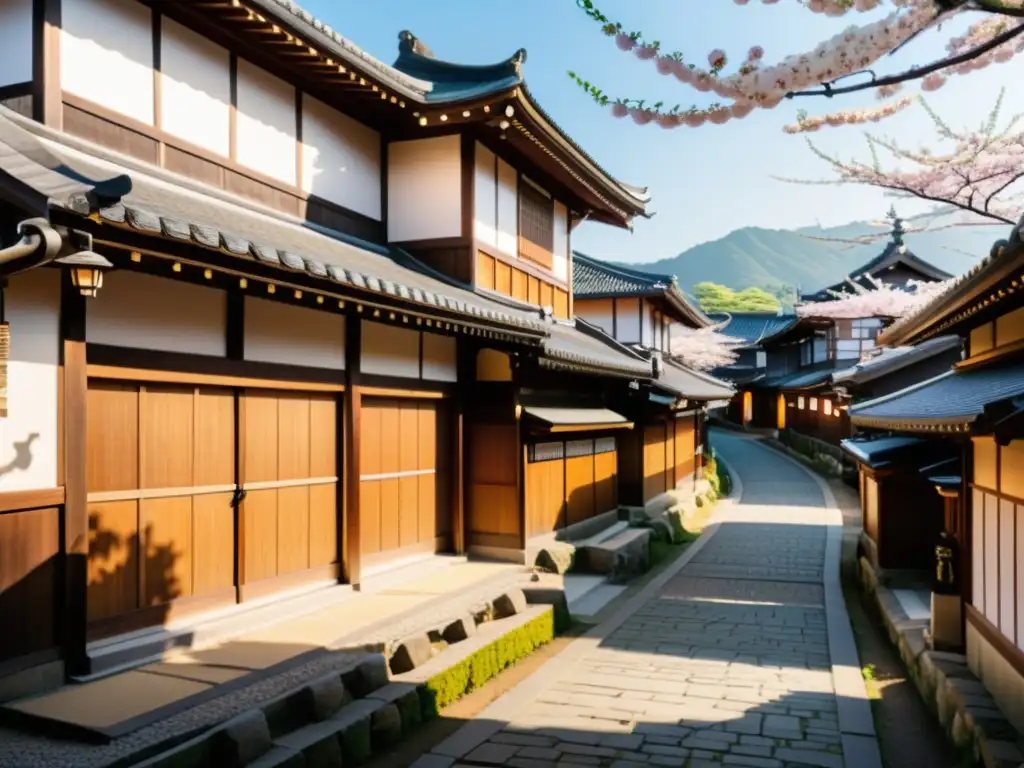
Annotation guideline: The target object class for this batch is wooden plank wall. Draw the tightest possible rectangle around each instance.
[525,438,618,538]
[467,422,520,549]
[476,251,570,319]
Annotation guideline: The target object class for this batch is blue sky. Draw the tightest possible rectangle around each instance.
[305,0,1023,264]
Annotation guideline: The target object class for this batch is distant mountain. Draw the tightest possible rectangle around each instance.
[621,214,1005,296]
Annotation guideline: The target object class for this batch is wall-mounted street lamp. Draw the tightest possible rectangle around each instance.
[55,250,113,298]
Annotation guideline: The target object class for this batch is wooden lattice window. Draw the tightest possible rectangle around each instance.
[518,180,554,269]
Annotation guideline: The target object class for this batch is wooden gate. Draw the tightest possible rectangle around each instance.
[358,397,448,568]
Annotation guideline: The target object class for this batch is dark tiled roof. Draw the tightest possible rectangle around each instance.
[920,457,961,491]
[711,364,765,387]
[0,106,656,378]
[708,312,798,346]
[849,362,1024,431]
[572,251,672,297]
[393,31,524,103]
[521,406,629,427]
[656,361,735,401]
[832,335,961,387]
[755,359,845,391]
[840,434,945,470]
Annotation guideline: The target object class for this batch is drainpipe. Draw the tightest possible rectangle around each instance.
[0,218,63,276]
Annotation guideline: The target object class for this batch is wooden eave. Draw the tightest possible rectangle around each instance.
[51,207,547,345]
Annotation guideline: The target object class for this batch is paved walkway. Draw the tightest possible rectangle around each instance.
[422,431,881,768]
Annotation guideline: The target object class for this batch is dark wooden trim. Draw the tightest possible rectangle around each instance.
[0,487,65,515]
[359,384,449,400]
[380,137,389,239]
[460,132,475,246]
[85,344,346,388]
[453,401,465,554]
[294,89,303,193]
[343,316,361,585]
[0,83,33,102]
[417,330,424,381]
[474,240,570,292]
[32,0,61,127]
[152,10,162,129]
[226,290,244,361]
[393,236,466,251]
[966,603,1024,678]
[228,53,238,161]
[85,587,237,643]
[355,375,455,396]
[86,363,344,393]
[469,532,520,550]
[612,298,618,339]
[60,270,88,675]
[0,647,61,681]
[60,93,384,241]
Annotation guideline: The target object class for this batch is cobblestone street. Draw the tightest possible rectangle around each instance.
[420,431,881,768]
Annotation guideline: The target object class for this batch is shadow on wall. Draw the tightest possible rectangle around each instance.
[0,432,38,481]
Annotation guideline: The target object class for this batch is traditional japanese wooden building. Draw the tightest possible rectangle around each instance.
[571,252,733,511]
[848,224,1024,733]
[0,0,738,696]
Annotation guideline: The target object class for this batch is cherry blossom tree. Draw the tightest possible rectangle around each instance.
[668,323,745,371]
[795,274,955,319]
[782,90,1024,225]
[569,0,1024,130]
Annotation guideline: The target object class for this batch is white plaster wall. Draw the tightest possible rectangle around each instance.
[88,271,227,356]
[641,300,656,347]
[999,498,1015,638]
[160,17,231,157]
[361,321,419,378]
[421,333,456,382]
[387,136,461,243]
[496,158,518,256]
[0,270,60,492]
[973,488,985,613]
[302,95,381,220]
[984,493,999,627]
[0,0,33,88]
[62,0,154,125]
[244,296,345,369]
[574,301,613,338]
[616,297,640,343]
[474,142,497,248]
[553,202,569,282]
[236,58,296,185]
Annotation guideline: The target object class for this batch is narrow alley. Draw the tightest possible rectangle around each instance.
[417,432,882,768]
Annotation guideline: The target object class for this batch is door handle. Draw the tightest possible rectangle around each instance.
[230,487,247,508]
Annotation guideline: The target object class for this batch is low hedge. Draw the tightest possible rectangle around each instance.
[419,609,555,716]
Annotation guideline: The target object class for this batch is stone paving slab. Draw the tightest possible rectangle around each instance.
[434,432,880,768]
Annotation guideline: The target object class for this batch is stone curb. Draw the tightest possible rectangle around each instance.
[427,505,727,761]
[859,557,1024,768]
[742,437,883,768]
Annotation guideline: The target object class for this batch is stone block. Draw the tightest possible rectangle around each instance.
[247,745,307,768]
[663,509,688,544]
[493,587,528,619]
[649,518,673,543]
[370,702,402,749]
[216,710,272,767]
[977,737,1024,768]
[442,614,477,644]
[469,599,495,624]
[368,683,423,735]
[951,710,973,749]
[332,699,382,765]
[389,633,433,675]
[522,586,571,632]
[584,528,652,575]
[305,673,351,722]
[342,655,390,698]
[535,544,576,575]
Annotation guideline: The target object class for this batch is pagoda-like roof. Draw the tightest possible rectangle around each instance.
[707,312,799,348]
[801,210,952,303]
[572,252,709,328]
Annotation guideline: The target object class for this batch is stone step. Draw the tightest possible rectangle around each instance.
[581,527,652,579]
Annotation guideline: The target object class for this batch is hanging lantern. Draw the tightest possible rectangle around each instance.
[55,250,113,297]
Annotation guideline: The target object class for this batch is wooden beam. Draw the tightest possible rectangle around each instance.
[60,271,88,675]
[343,315,362,586]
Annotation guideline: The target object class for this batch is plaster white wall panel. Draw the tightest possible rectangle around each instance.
[302,95,381,220]
[421,333,457,382]
[999,499,1016,639]
[244,296,345,369]
[0,270,60,492]
[641,300,655,347]
[496,158,518,255]
[62,0,154,125]
[88,271,227,356]
[574,301,613,337]
[973,488,985,612]
[361,322,419,378]
[387,136,461,242]
[552,202,569,281]
[474,142,497,248]
[160,17,231,157]
[0,0,33,87]
[236,58,296,185]
[984,494,999,627]
[615,297,641,343]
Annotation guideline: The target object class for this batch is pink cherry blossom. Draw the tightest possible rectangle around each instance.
[708,49,727,69]
[615,33,634,52]
[636,45,658,60]
[629,108,655,125]
[610,103,628,118]
[656,56,675,75]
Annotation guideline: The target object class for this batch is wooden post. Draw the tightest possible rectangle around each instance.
[452,403,465,554]
[33,0,63,129]
[60,271,88,675]
[343,314,361,586]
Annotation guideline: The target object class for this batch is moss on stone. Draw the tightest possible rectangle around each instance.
[420,610,556,715]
